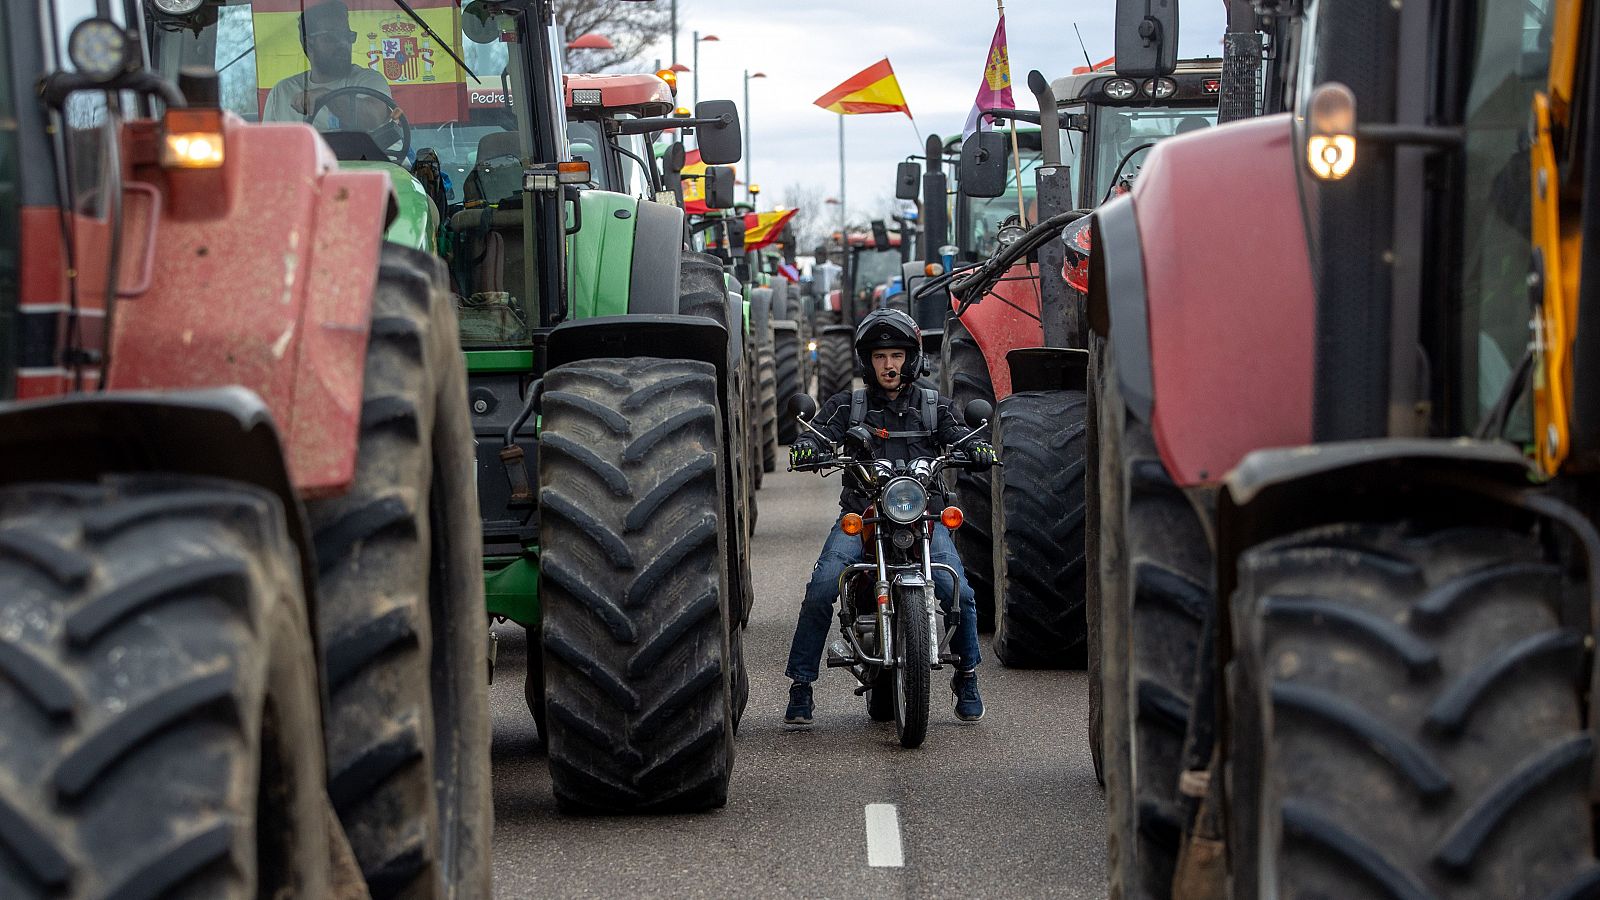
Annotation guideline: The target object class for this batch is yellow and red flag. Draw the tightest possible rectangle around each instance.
[813,59,911,117]
[680,148,711,214]
[743,209,799,251]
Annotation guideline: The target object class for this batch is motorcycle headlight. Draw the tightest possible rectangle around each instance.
[881,477,927,525]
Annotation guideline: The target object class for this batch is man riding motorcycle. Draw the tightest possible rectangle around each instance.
[784,308,997,726]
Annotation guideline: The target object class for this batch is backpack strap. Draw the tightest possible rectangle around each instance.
[920,387,938,434]
[849,388,868,428]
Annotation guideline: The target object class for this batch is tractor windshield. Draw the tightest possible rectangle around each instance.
[1454,0,1552,435]
[961,128,1080,259]
[1087,105,1216,203]
[852,247,901,296]
[144,0,547,348]
[567,115,652,198]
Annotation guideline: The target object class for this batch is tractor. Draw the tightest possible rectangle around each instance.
[1089,0,1600,896]
[0,0,491,896]
[929,57,1219,660]
[141,0,751,814]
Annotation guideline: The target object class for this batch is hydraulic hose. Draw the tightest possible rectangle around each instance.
[948,209,1089,316]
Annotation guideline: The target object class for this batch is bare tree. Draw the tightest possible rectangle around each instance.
[554,0,671,73]
[782,183,833,256]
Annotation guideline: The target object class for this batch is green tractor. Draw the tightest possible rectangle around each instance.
[145,0,749,813]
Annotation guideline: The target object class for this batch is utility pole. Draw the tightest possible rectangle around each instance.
[671,0,678,67]
[692,30,699,108]
[838,116,846,238]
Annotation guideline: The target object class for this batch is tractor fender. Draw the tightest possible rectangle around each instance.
[1124,114,1317,487]
[1006,347,1088,394]
[566,190,640,321]
[1087,194,1152,421]
[627,199,684,315]
[0,387,322,656]
[546,315,729,405]
[109,118,390,496]
[949,261,1045,402]
[1213,438,1582,658]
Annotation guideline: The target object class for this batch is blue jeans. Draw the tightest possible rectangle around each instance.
[785,522,981,683]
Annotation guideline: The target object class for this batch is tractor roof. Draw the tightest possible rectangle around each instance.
[564,73,676,117]
[1050,57,1223,106]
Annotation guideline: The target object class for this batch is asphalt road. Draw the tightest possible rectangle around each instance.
[487,466,1107,898]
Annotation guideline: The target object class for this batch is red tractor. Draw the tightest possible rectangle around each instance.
[1090,0,1600,896]
[935,58,1220,663]
[0,3,488,895]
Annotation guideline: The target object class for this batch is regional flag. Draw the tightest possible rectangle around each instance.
[813,59,912,117]
[963,15,1015,138]
[743,209,799,251]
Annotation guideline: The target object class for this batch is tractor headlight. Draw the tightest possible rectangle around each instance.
[68,18,132,82]
[881,477,927,525]
[148,0,205,15]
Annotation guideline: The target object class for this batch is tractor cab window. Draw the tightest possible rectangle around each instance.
[852,246,901,298]
[1087,105,1217,204]
[1455,0,1552,435]
[960,128,1077,259]
[564,118,607,188]
[145,0,545,349]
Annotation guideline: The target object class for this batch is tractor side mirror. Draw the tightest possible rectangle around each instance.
[895,161,922,200]
[727,215,748,259]
[959,131,1008,198]
[790,393,818,420]
[664,141,686,177]
[1114,0,1178,77]
[706,166,736,209]
[870,219,891,251]
[695,100,743,164]
[963,398,993,427]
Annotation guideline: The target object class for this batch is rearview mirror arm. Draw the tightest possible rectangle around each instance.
[615,113,735,136]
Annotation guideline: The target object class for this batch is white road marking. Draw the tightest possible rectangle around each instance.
[864,803,904,868]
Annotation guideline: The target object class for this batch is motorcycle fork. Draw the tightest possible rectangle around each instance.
[875,535,894,670]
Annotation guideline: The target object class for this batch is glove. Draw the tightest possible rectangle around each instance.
[789,438,831,469]
[967,441,997,470]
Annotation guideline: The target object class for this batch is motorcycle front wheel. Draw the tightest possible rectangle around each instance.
[893,588,932,748]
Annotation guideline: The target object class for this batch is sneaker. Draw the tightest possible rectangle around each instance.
[784,681,814,727]
[951,669,984,722]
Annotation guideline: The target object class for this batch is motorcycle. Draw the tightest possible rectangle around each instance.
[788,393,995,748]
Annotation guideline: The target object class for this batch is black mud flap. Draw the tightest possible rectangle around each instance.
[1006,347,1088,394]
[547,314,730,405]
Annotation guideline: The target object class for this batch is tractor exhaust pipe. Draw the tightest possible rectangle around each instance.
[1029,70,1061,168]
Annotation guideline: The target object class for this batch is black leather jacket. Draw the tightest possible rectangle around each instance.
[804,384,969,513]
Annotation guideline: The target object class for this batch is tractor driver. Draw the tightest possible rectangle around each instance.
[263,1,395,132]
[782,308,998,727]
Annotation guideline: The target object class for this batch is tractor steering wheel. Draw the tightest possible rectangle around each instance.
[308,86,412,165]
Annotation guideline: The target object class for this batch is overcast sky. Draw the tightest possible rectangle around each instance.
[628,0,1228,222]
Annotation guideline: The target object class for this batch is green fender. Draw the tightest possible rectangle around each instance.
[344,160,438,253]
[566,190,638,320]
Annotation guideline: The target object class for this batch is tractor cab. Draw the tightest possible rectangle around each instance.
[1049,58,1220,206]
[143,0,572,351]
[564,72,675,201]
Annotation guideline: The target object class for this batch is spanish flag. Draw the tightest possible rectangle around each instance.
[813,59,911,117]
[743,209,799,251]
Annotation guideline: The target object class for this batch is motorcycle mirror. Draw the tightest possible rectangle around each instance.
[963,398,993,427]
[790,393,817,420]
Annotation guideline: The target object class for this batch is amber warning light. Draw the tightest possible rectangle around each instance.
[161,108,224,169]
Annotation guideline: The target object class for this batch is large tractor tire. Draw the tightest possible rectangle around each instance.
[538,357,735,813]
[304,245,490,898]
[757,345,778,473]
[991,389,1088,669]
[940,318,997,630]
[679,253,755,629]
[1097,339,1211,900]
[816,327,854,402]
[773,323,803,444]
[1230,522,1598,900]
[0,478,331,899]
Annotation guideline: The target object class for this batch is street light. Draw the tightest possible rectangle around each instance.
[692,32,719,107]
[743,70,766,206]
[566,33,613,51]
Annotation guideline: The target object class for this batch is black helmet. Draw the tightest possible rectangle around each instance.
[854,307,922,385]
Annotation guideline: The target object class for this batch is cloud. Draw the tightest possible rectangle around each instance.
[613,0,1227,224]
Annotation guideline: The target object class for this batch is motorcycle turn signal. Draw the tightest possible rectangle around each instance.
[941,507,964,529]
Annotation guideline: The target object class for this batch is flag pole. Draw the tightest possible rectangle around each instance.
[999,0,1026,226]
[839,114,847,238]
